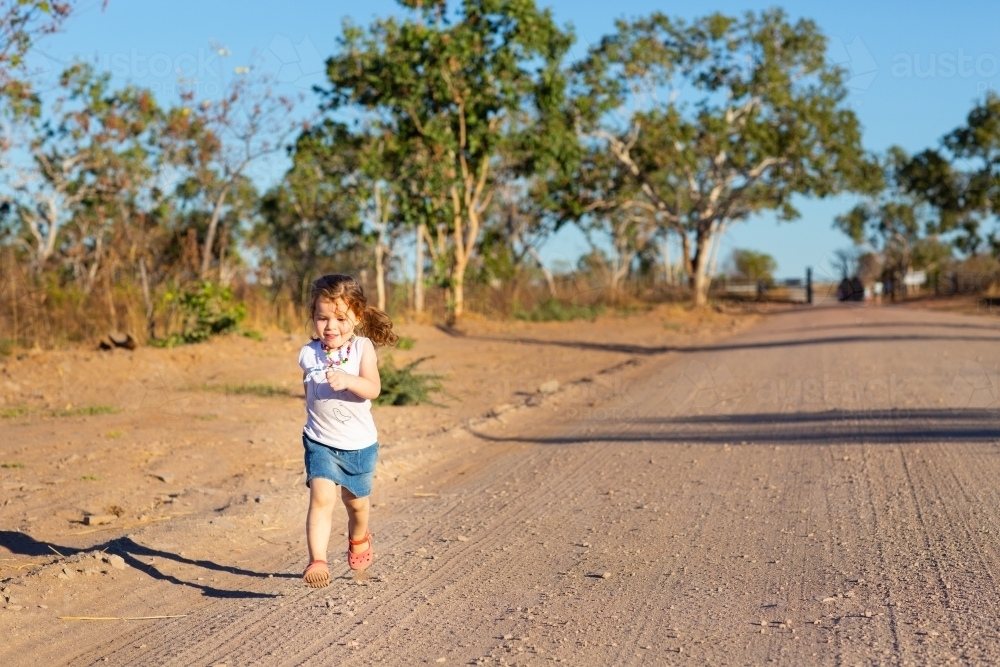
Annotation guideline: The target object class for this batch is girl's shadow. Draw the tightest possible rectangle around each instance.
[0,530,297,599]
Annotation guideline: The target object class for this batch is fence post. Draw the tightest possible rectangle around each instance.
[806,267,813,304]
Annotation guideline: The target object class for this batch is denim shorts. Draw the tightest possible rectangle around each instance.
[302,433,379,498]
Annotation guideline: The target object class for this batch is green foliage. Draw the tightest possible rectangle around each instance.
[203,382,292,398]
[892,93,1000,257]
[570,8,879,304]
[0,1,73,112]
[1,404,117,419]
[51,405,118,417]
[911,237,954,272]
[254,119,368,304]
[396,336,416,351]
[375,354,444,407]
[155,281,246,346]
[323,0,576,320]
[835,147,952,279]
[730,249,778,287]
[1,462,25,469]
[514,299,604,322]
[476,225,520,287]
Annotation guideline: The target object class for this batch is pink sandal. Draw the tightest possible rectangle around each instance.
[348,531,373,571]
[303,559,329,588]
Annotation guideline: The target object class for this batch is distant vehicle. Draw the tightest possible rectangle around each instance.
[837,277,865,301]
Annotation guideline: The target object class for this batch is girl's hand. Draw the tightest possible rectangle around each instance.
[325,368,354,392]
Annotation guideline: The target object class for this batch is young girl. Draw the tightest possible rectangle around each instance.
[299,274,398,587]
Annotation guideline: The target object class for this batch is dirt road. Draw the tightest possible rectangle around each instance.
[4,303,1000,666]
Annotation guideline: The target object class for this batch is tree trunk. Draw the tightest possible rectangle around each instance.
[105,270,117,331]
[680,231,694,283]
[608,249,634,298]
[138,257,155,340]
[707,222,727,284]
[450,275,464,325]
[450,227,468,325]
[199,187,228,279]
[372,182,389,312]
[374,238,387,312]
[41,205,60,270]
[691,233,713,307]
[448,183,481,325]
[526,246,557,298]
[414,223,425,313]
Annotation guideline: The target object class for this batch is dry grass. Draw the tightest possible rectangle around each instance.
[7,246,995,354]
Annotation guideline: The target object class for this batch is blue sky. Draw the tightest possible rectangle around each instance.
[28,0,1000,280]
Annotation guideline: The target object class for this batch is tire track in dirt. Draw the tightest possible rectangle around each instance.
[68,437,618,665]
[39,305,1000,666]
[901,443,974,660]
[894,439,1000,663]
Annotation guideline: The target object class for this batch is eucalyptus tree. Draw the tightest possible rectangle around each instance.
[899,93,1000,257]
[566,146,662,295]
[3,64,164,283]
[480,177,560,298]
[256,120,364,303]
[836,147,941,290]
[572,9,878,305]
[0,0,74,115]
[729,248,777,287]
[0,63,202,337]
[174,68,299,281]
[1,0,76,234]
[323,0,574,323]
[354,128,411,311]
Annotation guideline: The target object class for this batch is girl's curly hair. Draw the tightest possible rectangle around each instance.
[308,274,399,347]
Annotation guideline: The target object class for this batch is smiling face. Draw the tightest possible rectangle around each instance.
[313,297,359,349]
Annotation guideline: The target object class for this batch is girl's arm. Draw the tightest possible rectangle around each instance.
[326,343,381,400]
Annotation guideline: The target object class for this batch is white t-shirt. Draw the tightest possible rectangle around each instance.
[298,337,378,450]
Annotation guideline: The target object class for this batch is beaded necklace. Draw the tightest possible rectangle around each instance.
[322,334,357,367]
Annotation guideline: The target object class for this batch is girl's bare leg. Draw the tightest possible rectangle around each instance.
[341,486,370,553]
[306,478,338,562]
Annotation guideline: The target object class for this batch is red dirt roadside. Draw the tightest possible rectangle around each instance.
[1,304,750,665]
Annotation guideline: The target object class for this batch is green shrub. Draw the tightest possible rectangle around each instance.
[514,299,604,322]
[2,405,117,419]
[51,405,118,417]
[204,382,292,398]
[396,336,416,350]
[153,281,246,347]
[1,406,29,419]
[1,462,25,469]
[375,355,445,406]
